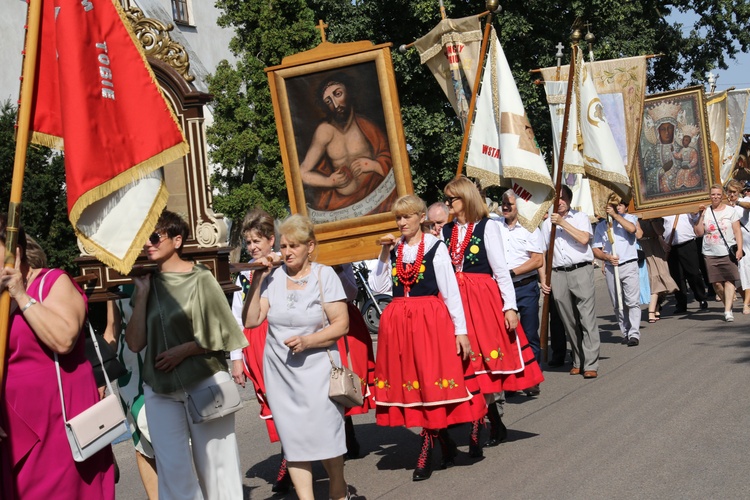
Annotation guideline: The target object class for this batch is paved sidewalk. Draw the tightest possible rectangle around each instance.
[114,272,750,499]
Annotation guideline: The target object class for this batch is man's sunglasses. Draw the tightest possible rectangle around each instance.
[148,232,167,245]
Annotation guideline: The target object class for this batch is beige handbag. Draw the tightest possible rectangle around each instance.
[327,344,364,408]
[317,267,364,408]
[48,271,129,462]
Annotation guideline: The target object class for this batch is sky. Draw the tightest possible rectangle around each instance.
[705,54,750,133]
[669,11,750,133]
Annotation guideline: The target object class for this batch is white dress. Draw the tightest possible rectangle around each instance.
[261,262,347,461]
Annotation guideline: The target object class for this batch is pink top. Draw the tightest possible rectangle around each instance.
[1,269,114,499]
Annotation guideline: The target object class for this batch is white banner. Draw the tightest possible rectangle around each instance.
[465,27,553,231]
[544,80,596,217]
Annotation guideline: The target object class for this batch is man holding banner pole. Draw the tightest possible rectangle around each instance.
[593,201,643,346]
[541,185,600,379]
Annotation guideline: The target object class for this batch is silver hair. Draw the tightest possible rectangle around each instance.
[426,202,449,219]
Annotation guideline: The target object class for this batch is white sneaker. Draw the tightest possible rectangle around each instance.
[724,311,734,322]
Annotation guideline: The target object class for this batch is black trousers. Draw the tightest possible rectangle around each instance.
[667,239,707,308]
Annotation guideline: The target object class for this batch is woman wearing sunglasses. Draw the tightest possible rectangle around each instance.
[369,194,486,481]
[441,177,543,458]
[125,210,248,499]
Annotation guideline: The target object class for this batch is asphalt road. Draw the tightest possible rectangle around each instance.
[114,271,750,499]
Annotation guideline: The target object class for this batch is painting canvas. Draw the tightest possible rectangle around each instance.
[632,86,717,217]
[285,62,397,223]
[266,41,413,265]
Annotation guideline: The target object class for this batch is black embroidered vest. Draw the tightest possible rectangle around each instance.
[443,218,492,275]
[389,241,442,297]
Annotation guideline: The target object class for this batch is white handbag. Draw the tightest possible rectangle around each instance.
[47,272,129,462]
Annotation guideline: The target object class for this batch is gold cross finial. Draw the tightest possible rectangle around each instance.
[316,19,328,43]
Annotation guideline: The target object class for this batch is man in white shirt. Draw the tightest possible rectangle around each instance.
[497,191,544,366]
[541,185,600,379]
[662,214,708,313]
[592,201,642,346]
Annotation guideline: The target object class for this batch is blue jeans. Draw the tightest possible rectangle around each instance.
[515,280,541,364]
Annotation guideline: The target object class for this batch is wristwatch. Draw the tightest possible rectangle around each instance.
[21,297,38,312]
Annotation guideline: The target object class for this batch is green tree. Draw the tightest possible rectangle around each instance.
[209,0,750,214]
[0,101,79,272]
[208,0,318,249]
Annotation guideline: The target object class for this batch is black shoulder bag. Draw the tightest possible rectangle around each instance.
[710,206,743,264]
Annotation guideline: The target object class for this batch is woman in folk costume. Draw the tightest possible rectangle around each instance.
[333,264,376,459]
[370,195,486,481]
[441,177,544,458]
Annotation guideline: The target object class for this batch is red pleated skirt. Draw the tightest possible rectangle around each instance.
[242,321,279,443]
[457,272,544,393]
[374,296,487,429]
[337,303,376,416]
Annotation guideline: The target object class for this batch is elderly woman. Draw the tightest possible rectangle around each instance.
[0,215,114,499]
[243,214,350,500]
[726,180,750,314]
[125,210,247,499]
[441,177,543,457]
[693,184,743,321]
[370,195,486,481]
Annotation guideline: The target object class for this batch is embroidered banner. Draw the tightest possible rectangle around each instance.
[28,0,188,273]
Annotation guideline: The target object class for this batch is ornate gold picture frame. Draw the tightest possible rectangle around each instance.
[266,41,413,265]
[632,86,718,218]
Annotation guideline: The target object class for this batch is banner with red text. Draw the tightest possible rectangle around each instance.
[414,15,483,129]
[464,27,553,231]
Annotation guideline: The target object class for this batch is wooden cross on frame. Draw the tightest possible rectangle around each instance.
[316,19,328,43]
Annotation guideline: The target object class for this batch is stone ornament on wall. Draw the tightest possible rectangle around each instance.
[125,6,195,82]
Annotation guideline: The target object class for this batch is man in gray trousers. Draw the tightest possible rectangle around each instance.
[592,200,642,346]
[540,185,601,379]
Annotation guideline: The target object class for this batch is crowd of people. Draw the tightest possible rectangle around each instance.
[1,178,749,499]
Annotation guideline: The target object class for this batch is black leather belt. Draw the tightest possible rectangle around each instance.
[617,258,638,266]
[553,261,590,272]
[513,275,538,288]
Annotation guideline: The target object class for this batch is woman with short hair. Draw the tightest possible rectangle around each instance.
[693,184,743,321]
[370,194,486,481]
[125,210,247,499]
[244,214,350,500]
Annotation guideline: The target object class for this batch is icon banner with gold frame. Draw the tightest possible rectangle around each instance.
[632,86,718,219]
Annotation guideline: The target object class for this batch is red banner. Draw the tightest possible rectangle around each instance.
[28,0,188,273]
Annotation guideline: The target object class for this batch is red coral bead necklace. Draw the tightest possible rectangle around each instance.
[396,233,425,295]
[450,222,474,267]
